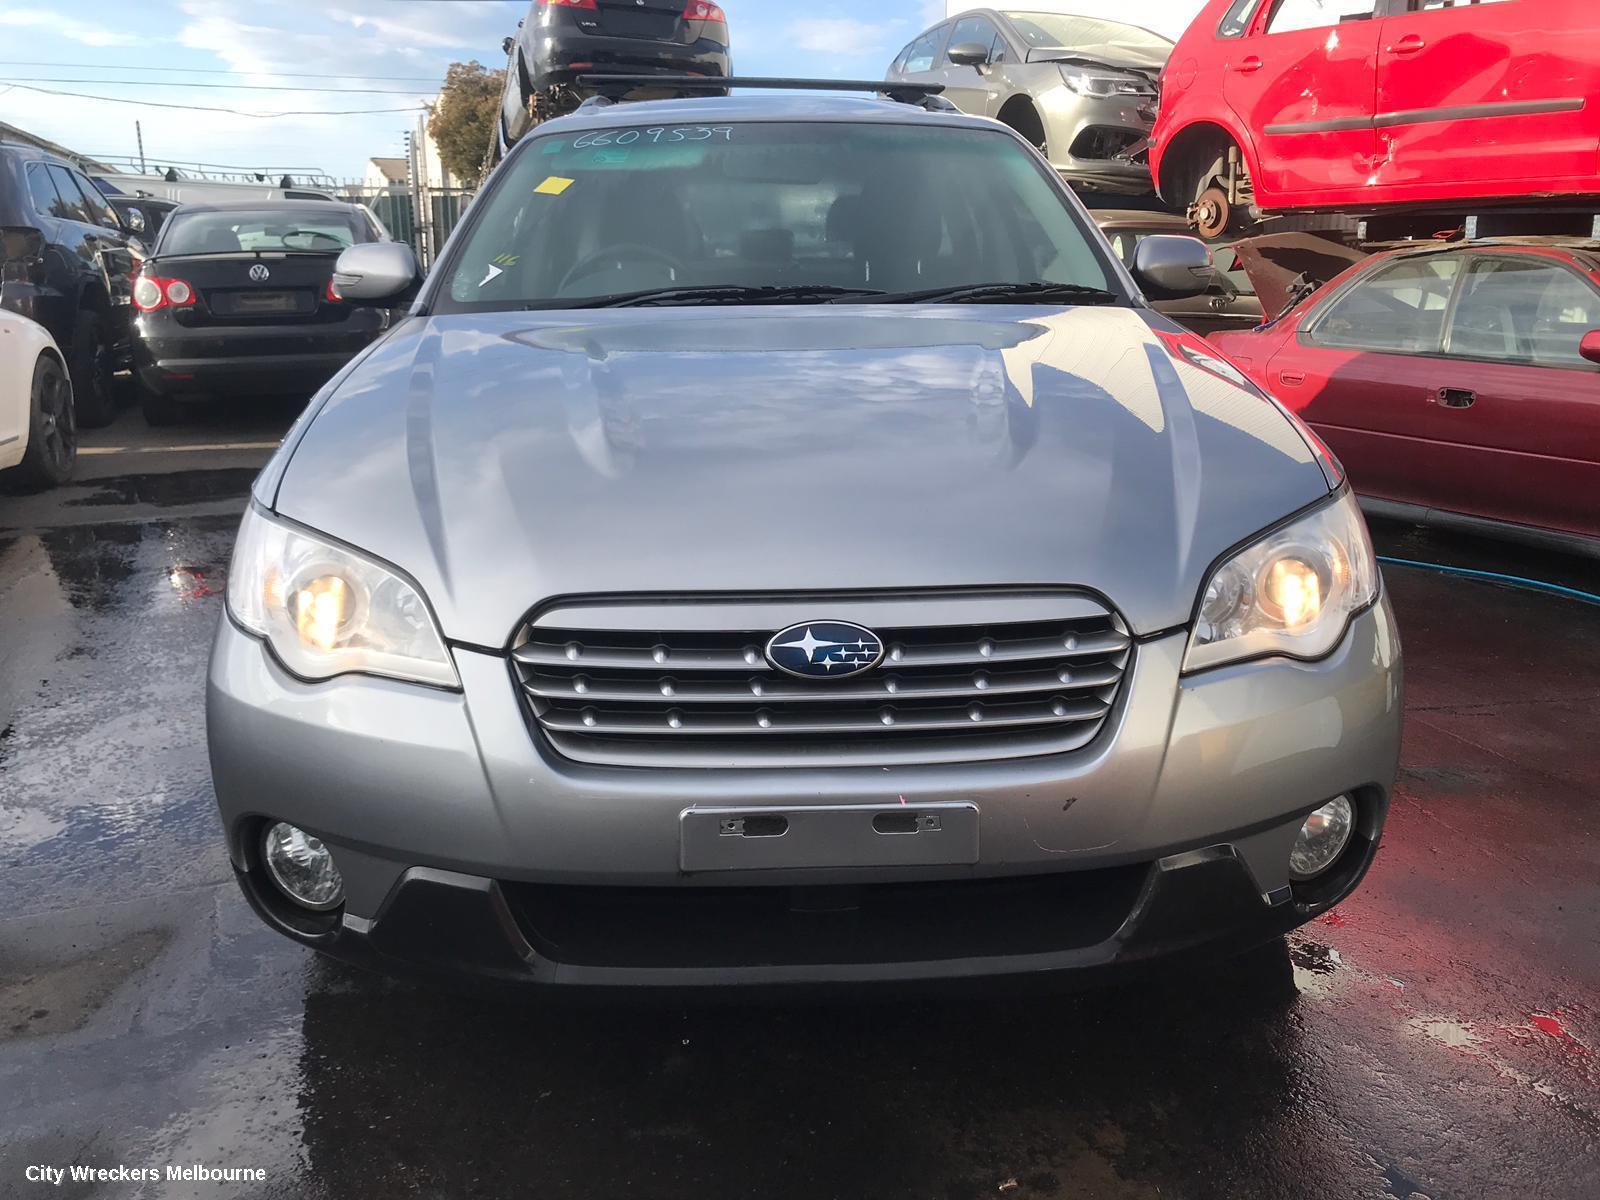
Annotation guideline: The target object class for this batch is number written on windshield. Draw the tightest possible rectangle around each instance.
[572,126,735,149]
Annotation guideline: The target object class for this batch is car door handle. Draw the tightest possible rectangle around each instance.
[1436,387,1476,408]
[1387,34,1425,54]
[1233,55,1263,74]
[1277,369,1306,386]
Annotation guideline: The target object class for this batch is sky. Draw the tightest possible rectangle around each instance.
[0,0,1199,183]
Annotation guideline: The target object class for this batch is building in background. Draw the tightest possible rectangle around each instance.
[364,157,408,192]
[944,0,1201,41]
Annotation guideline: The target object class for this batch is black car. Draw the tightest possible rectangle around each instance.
[105,195,180,251]
[131,201,391,425]
[498,0,730,151]
[0,143,140,426]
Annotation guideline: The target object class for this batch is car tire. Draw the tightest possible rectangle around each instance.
[1,354,77,492]
[140,388,184,427]
[67,310,117,428]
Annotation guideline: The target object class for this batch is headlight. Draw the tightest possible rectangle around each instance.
[1184,491,1378,673]
[1060,67,1156,98]
[226,506,458,688]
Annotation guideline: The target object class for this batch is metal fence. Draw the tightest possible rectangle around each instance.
[339,183,475,269]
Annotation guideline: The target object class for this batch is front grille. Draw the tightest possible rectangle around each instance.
[512,593,1131,767]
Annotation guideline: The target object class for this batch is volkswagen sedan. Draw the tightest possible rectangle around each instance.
[208,87,1402,991]
[132,200,392,425]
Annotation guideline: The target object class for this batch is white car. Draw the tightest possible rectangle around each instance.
[0,310,76,489]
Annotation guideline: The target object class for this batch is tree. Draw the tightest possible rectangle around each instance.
[428,61,505,187]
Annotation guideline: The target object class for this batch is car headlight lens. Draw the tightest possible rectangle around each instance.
[1184,490,1378,673]
[226,506,458,688]
[1060,67,1156,98]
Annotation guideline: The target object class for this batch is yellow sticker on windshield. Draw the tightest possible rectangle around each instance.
[535,176,575,196]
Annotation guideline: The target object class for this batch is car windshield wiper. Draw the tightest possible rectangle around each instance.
[553,283,887,309]
[861,281,1121,306]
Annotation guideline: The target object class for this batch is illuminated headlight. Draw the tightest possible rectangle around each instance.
[226,506,458,688]
[1060,67,1156,98]
[1185,490,1378,673]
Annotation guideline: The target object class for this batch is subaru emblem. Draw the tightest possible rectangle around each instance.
[249,264,270,282]
[765,621,885,680]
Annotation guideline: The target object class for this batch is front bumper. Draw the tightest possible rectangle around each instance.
[208,587,1403,987]
[1038,85,1157,194]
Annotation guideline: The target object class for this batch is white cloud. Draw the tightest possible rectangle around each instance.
[785,17,909,57]
[0,8,141,47]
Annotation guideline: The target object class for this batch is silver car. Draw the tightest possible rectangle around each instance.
[208,86,1402,990]
[887,9,1170,195]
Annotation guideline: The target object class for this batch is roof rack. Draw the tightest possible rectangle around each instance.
[575,75,957,113]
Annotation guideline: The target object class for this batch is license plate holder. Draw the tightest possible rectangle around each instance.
[232,290,300,314]
[680,802,979,872]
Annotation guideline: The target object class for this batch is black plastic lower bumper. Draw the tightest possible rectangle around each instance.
[134,315,383,397]
[233,835,1379,995]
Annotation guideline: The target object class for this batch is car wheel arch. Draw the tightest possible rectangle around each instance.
[1156,119,1258,207]
[997,95,1048,151]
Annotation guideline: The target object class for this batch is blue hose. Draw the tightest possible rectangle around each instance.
[1377,555,1600,607]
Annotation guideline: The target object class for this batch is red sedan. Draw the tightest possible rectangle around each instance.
[1151,0,1600,235]
[1209,239,1600,555]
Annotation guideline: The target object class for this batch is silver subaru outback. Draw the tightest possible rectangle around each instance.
[208,83,1401,990]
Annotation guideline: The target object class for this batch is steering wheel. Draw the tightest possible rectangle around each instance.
[558,243,685,293]
[282,229,346,250]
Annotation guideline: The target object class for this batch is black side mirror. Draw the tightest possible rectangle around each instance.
[125,206,147,234]
[1132,235,1214,300]
[947,42,991,69]
[502,35,515,56]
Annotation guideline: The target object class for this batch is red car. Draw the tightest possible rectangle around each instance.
[1151,0,1600,236]
[1209,239,1600,555]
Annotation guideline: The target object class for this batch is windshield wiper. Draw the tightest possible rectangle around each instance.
[861,281,1121,306]
[556,283,887,309]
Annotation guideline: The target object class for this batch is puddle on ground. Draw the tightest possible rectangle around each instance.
[0,928,171,1040]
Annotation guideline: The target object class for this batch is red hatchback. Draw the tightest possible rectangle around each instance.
[1151,0,1600,235]
[1209,240,1600,554]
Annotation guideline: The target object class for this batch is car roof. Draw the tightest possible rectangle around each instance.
[1385,235,1600,255]
[540,91,995,134]
[0,142,76,166]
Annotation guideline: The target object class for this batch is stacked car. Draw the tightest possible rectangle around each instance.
[886,9,1169,196]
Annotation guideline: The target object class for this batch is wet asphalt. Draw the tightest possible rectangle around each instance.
[1,401,1597,1200]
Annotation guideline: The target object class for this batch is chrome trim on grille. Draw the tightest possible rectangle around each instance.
[512,592,1131,768]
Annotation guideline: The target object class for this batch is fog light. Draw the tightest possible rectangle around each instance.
[262,822,344,911]
[1289,796,1355,881]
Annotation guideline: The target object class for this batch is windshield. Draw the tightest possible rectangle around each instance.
[159,209,368,255]
[1000,12,1172,55]
[438,121,1119,311]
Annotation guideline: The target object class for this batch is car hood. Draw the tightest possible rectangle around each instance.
[272,306,1330,645]
[1024,47,1169,73]
[1227,233,1367,317]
